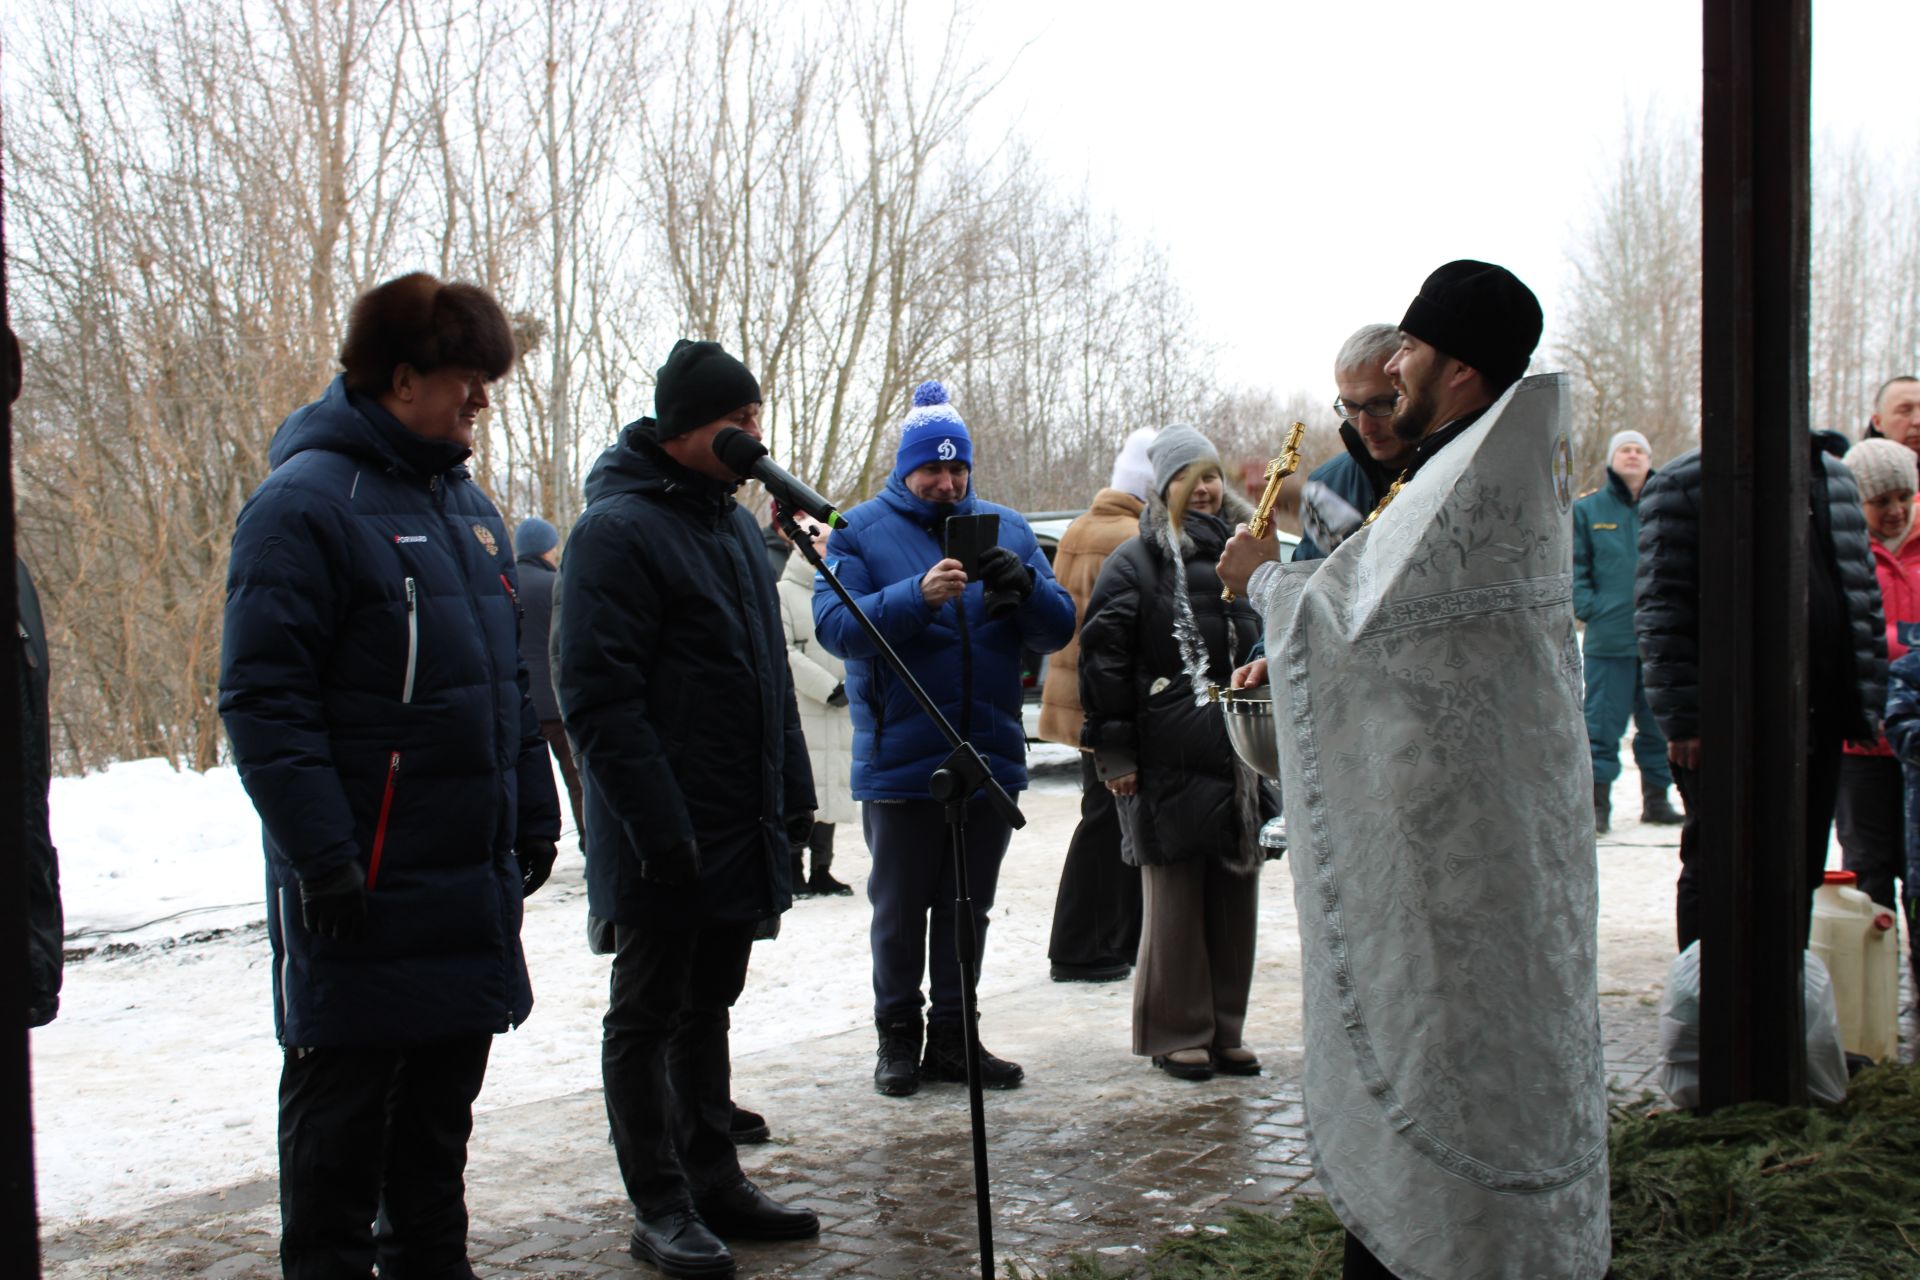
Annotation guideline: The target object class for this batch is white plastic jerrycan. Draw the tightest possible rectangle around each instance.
[1809,869,1899,1063]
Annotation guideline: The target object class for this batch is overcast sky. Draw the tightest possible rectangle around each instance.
[963,0,1920,400]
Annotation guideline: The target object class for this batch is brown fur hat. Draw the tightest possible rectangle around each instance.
[338,272,515,395]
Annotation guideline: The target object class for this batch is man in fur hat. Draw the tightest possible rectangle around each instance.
[221,272,562,1278]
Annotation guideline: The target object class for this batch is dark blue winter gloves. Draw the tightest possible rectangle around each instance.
[640,838,702,886]
[299,862,368,941]
[515,837,558,897]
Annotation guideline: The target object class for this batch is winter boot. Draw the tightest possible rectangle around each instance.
[1641,783,1683,825]
[922,1016,1025,1089]
[874,1014,923,1097]
[806,822,853,896]
[790,846,815,899]
[1593,781,1611,834]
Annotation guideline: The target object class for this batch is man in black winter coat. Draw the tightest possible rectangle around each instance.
[1635,430,1887,951]
[512,516,584,841]
[554,339,819,1279]
[220,273,562,1279]
[7,328,62,1030]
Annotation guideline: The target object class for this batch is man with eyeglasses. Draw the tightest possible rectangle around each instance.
[1295,323,1415,561]
[1228,324,1409,689]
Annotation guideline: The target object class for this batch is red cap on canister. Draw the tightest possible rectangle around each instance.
[1823,870,1859,886]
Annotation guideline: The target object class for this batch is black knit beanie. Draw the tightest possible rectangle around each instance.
[1398,260,1543,391]
[653,339,762,439]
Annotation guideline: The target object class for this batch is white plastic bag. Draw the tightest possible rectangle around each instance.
[1657,941,1848,1107]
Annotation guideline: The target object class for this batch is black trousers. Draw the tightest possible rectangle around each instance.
[278,1035,492,1280]
[539,719,586,842]
[864,796,1012,1025]
[1674,739,1844,952]
[1834,752,1920,981]
[603,919,756,1214]
[1047,753,1143,970]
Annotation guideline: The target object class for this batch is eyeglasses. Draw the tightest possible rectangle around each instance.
[1334,396,1397,423]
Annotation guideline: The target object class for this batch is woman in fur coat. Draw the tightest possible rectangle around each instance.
[1078,425,1270,1081]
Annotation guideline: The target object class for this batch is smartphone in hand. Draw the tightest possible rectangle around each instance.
[942,513,1001,578]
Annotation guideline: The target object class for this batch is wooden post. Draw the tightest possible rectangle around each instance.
[1697,0,1813,1110]
[0,116,45,1271]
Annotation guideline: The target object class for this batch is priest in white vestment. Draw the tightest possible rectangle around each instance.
[1222,262,1611,1280]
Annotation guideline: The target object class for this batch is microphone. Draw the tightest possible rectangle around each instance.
[712,426,846,529]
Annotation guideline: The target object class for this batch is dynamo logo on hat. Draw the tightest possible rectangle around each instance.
[937,438,957,462]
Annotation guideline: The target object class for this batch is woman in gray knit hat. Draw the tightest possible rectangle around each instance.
[1076,425,1275,1081]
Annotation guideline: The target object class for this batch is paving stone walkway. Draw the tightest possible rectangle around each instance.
[41,774,1693,1278]
[41,992,1665,1279]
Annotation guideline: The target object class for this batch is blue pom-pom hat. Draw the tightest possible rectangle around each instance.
[894,379,973,479]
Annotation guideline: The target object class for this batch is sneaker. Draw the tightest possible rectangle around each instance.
[922,1018,1024,1088]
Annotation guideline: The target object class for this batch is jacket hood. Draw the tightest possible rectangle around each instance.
[1814,428,1851,460]
[268,374,472,479]
[1085,487,1146,521]
[877,469,978,528]
[583,419,740,509]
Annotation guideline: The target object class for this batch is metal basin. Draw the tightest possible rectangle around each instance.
[1220,687,1280,780]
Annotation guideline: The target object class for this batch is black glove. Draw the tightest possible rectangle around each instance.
[640,838,701,886]
[785,810,816,847]
[299,862,368,941]
[827,683,848,708]
[515,836,558,897]
[976,545,1035,602]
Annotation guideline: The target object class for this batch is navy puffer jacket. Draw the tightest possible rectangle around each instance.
[1636,434,1886,742]
[553,424,814,929]
[812,473,1076,799]
[220,376,559,1048]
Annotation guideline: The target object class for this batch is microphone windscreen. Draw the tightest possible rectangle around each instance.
[711,425,768,478]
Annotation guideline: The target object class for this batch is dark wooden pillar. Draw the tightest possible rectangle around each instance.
[0,111,43,1270]
[1697,0,1812,1110]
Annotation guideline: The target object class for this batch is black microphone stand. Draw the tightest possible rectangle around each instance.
[778,504,1018,1280]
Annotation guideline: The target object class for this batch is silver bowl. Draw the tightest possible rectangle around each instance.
[1220,687,1280,781]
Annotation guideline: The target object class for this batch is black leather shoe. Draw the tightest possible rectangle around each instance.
[728,1102,770,1145]
[922,1018,1025,1088]
[695,1177,820,1241]
[629,1207,735,1278]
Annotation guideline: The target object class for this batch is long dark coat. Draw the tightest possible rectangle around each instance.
[220,376,560,1048]
[553,422,814,930]
[1078,493,1265,869]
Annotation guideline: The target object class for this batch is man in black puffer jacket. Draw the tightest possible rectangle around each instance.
[554,339,819,1278]
[1635,429,1887,950]
[220,273,562,1278]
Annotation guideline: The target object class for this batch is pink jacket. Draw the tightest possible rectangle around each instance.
[1849,520,1920,757]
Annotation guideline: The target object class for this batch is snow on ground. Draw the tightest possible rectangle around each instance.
[31,745,1085,1224]
[29,737,1730,1228]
